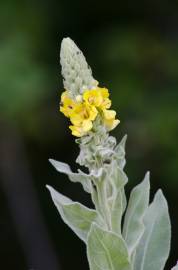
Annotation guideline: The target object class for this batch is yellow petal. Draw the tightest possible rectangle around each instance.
[110,119,120,130]
[83,89,102,107]
[61,90,68,102]
[60,90,77,118]
[69,125,83,137]
[70,115,82,126]
[82,120,93,132]
[100,88,109,98]
[71,103,98,122]
[104,118,120,131]
[103,109,116,120]
[89,105,98,121]
[100,98,111,109]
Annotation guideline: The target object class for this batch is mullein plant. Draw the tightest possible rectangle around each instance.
[47,37,177,270]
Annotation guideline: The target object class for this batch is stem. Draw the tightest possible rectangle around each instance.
[95,180,111,230]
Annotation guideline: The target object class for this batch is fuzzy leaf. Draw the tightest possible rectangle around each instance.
[110,190,123,235]
[134,190,171,270]
[47,185,99,242]
[87,223,131,270]
[121,188,127,214]
[114,135,127,169]
[109,160,128,189]
[49,159,92,193]
[106,161,128,235]
[123,172,150,255]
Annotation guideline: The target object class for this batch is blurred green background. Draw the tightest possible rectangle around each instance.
[0,1,178,269]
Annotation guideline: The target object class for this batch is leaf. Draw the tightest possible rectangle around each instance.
[114,135,127,169]
[49,159,92,193]
[46,185,100,243]
[133,190,171,270]
[109,160,128,189]
[87,223,131,270]
[105,161,128,235]
[121,188,127,214]
[123,172,150,255]
[110,190,123,235]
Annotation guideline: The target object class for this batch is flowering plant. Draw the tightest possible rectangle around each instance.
[47,38,177,270]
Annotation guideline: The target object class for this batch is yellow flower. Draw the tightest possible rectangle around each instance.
[69,125,83,137]
[99,88,111,110]
[83,87,111,110]
[60,91,77,117]
[59,87,119,137]
[69,103,98,137]
[69,120,93,137]
[103,109,120,131]
[70,103,98,126]
[83,89,103,107]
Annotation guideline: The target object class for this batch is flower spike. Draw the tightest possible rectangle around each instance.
[60,38,120,137]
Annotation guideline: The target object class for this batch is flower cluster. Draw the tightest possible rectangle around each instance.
[60,87,120,137]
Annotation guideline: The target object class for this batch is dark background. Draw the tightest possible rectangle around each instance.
[0,1,178,269]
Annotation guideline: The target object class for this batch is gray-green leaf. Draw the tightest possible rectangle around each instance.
[114,135,127,169]
[109,160,128,189]
[134,189,171,270]
[123,172,150,255]
[105,161,128,235]
[49,159,92,193]
[110,190,123,235]
[47,185,99,242]
[87,223,131,270]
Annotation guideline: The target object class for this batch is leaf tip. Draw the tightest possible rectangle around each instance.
[46,184,53,193]
[144,171,150,186]
[48,158,55,165]
[121,134,127,146]
[155,189,164,201]
[154,189,169,211]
